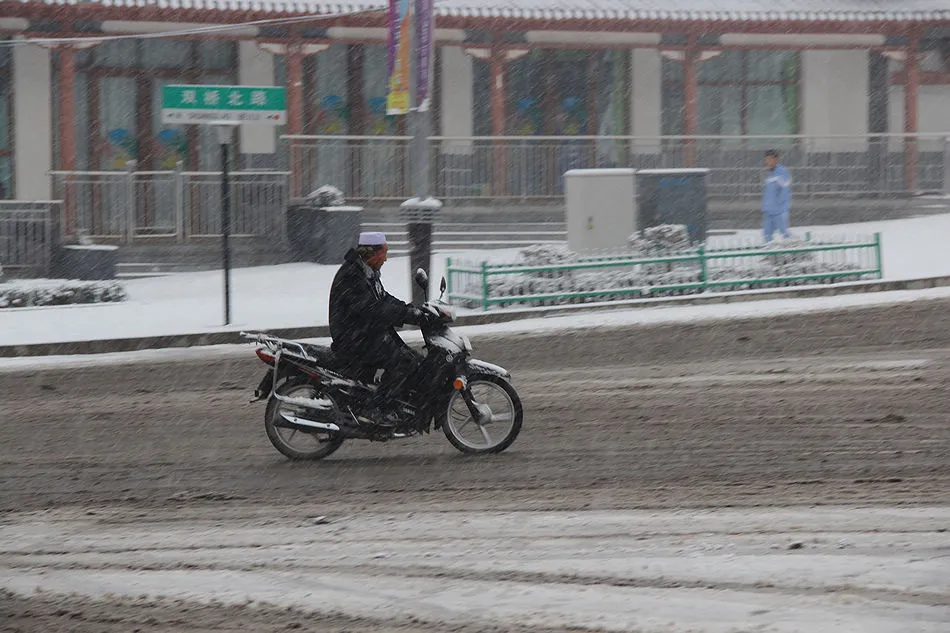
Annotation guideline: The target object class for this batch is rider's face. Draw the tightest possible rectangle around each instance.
[367,245,388,270]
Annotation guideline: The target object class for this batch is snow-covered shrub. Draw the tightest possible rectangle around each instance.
[0,280,127,309]
[305,184,345,208]
[628,224,692,254]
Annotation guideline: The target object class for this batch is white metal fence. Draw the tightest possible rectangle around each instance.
[285,133,950,202]
[0,201,58,277]
[50,169,290,243]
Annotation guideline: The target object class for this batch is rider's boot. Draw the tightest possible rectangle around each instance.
[357,405,401,428]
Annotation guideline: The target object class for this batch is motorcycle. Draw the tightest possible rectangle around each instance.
[242,269,523,460]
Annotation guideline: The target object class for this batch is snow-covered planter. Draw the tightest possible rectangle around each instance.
[0,279,127,309]
[452,226,878,310]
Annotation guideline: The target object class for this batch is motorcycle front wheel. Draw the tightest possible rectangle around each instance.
[439,374,523,455]
[264,377,345,460]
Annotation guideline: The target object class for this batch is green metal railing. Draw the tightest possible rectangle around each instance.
[446,233,883,311]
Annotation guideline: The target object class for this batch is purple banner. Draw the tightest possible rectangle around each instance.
[414,0,434,110]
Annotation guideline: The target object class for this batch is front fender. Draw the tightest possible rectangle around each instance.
[466,358,511,379]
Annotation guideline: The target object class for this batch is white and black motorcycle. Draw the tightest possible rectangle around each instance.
[243,270,523,460]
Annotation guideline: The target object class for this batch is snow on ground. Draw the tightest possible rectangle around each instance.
[0,214,947,348]
[2,505,948,633]
[716,212,950,281]
[3,284,950,372]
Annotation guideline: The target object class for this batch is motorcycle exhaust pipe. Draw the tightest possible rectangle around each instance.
[278,412,341,432]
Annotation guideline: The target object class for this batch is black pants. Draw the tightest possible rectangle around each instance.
[360,341,422,410]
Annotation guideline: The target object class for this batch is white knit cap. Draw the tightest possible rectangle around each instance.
[358,231,387,246]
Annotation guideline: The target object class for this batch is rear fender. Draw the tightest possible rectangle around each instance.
[254,361,314,401]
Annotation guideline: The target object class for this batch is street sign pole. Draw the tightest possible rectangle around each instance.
[161,85,285,327]
[390,0,439,305]
[216,123,237,325]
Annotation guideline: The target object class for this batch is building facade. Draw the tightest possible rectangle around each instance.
[1,0,949,207]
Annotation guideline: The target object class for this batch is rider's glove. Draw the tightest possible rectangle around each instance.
[406,306,426,325]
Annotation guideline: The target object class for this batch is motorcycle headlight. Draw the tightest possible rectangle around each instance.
[460,335,473,351]
[439,305,456,322]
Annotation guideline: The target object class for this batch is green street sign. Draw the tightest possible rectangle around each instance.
[161,85,286,125]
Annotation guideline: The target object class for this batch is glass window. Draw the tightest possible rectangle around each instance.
[0,69,10,152]
[364,44,394,135]
[747,85,797,136]
[747,50,797,82]
[698,50,743,83]
[698,85,743,136]
[920,49,947,73]
[95,40,138,68]
[507,51,543,135]
[471,56,490,136]
[313,44,348,134]
[76,38,237,171]
[141,39,192,69]
[596,50,627,137]
[662,57,683,83]
[198,40,235,71]
[663,50,800,136]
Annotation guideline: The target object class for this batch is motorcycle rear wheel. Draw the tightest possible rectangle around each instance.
[264,377,345,460]
[440,374,523,455]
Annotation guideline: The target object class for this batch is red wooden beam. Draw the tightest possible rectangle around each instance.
[4,2,948,35]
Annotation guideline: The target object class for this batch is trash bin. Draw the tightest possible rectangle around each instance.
[285,203,363,265]
[319,206,363,264]
[53,244,119,280]
[635,168,709,244]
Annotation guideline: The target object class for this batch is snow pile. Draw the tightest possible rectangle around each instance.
[628,224,692,253]
[304,184,346,208]
[0,279,127,309]
[454,225,875,309]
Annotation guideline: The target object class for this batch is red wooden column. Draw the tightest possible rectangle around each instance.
[58,45,77,236]
[489,44,507,196]
[682,36,699,168]
[286,41,305,137]
[904,28,920,193]
[285,40,305,196]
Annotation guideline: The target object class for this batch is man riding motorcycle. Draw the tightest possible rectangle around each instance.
[328,231,432,427]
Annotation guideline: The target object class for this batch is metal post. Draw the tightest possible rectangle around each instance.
[402,0,439,306]
[174,160,184,243]
[943,136,950,196]
[125,160,137,244]
[481,260,489,311]
[697,245,707,292]
[216,124,236,325]
[873,232,884,279]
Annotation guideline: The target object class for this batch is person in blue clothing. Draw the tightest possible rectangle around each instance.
[762,149,792,242]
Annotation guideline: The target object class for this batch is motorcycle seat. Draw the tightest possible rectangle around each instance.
[299,343,374,381]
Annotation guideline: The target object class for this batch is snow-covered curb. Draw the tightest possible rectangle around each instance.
[2,275,949,360]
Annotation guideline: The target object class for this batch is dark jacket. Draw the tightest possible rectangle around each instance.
[329,248,416,361]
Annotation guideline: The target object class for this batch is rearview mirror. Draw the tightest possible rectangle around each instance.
[414,268,429,290]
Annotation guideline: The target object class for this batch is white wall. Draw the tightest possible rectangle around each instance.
[801,50,869,149]
[889,85,950,135]
[439,46,473,153]
[12,41,52,199]
[630,49,661,151]
[238,40,276,155]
